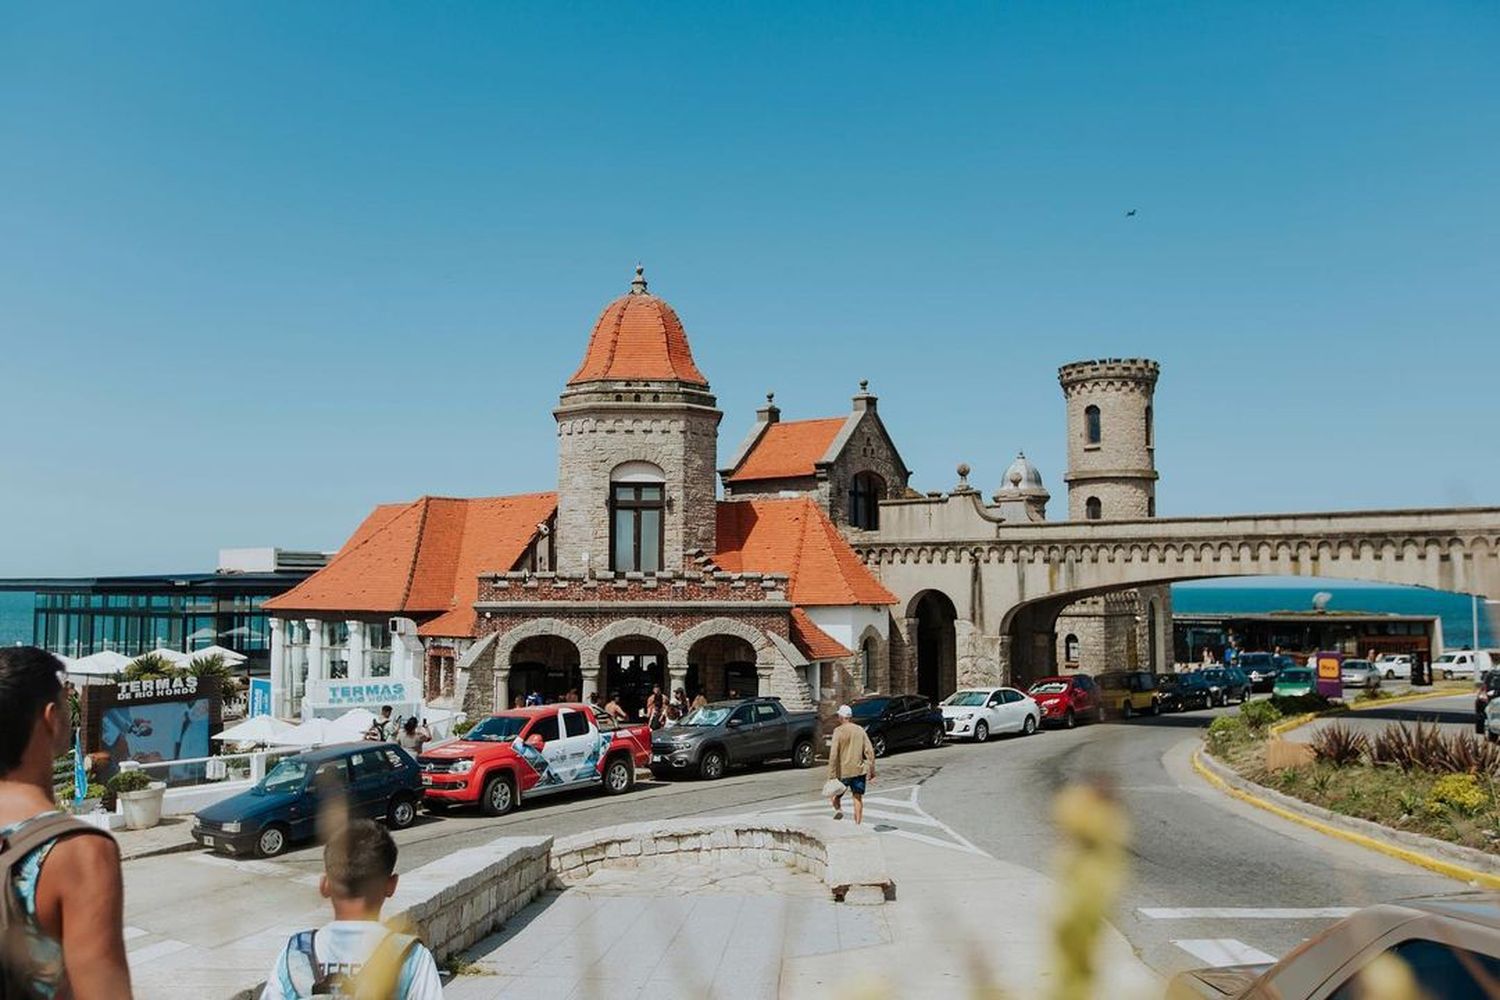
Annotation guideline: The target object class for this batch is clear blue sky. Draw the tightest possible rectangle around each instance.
[2,2,1496,576]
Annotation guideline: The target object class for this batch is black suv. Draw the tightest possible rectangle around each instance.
[1201,667,1251,706]
[1156,672,1214,712]
[845,694,945,757]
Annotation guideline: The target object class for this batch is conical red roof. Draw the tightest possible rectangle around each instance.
[567,267,708,386]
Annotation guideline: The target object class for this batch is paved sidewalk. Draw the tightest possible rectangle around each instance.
[446,812,1160,999]
[113,815,199,860]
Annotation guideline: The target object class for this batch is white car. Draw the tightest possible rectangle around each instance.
[940,687,1040,742]
[1372,653,1412,680]
[1433,650,1496,680]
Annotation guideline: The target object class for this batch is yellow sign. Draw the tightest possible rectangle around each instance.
[1313,655,1341,681]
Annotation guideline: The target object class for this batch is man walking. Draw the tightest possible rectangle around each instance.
[826,704,876,824]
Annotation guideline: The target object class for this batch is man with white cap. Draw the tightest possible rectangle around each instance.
[826,704,876,824]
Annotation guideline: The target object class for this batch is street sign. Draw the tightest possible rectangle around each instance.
[248,677,271,718]
[1310,651,1343,700]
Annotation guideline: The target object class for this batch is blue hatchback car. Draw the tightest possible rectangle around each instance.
[192,742,423,858]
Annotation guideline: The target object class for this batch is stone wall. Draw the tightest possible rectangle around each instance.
[1059,358,1159,521]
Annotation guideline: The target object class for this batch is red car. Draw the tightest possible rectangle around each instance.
[1026,675,1102,728]
[418,704,651,816]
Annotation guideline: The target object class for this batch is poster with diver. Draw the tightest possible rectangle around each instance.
[101,699,212,781]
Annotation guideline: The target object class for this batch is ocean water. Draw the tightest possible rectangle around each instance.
[1172,582,1496,650]
[0,591,33,647]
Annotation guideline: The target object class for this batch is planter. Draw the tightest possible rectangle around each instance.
[71,797,103,816]
[119,782,167,830]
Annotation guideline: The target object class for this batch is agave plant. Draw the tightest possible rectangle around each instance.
[1434,731,1500,775]
[1310,722,1369,766]
[1370,722,1443,772]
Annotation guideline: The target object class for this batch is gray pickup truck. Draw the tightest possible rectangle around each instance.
[649,697,819,780]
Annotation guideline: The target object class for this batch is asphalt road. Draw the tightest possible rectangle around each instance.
[1300,693,1479,741]
[126,696,1483,983]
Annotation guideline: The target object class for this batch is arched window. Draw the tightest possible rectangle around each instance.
[1147,496,1156,518]
[609,461,665,572]
[1145,405,1154,448]
[1085,405,1102,445]
[1064,634,1080,664]
[1085,496,1102,520]
[861,636,877,691]
[848,471,886,530]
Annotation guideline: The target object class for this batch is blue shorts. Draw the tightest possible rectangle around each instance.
[840,776,867,796]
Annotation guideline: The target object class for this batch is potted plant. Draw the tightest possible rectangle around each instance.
[55,783,102,815]
[108,770,166,830]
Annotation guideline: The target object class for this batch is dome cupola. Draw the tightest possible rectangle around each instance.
[568,266,708,387]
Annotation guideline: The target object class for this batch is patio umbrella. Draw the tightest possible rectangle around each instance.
[213,715,295,743]
[136,648,193,667]
[68,650,133,676]
[190,644,248,664]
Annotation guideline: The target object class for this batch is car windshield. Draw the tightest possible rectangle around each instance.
[852,699,890,718]
[944,691,991,707]
[680,706,734,727]
[1029,682,1069,695]
[1436,654,1458,664]
[1343,660,1371,670]
[1280,669,1312,683]
[258,758,307,794]
[1239,654,1272,668]
[1156,675,1179,687]
[467,716,528,742]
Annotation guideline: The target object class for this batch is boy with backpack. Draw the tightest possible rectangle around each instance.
[261,819,442,999]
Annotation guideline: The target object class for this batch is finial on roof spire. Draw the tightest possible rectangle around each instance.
[859,379,869,393]
[630,264,648,294]
[766,392,775,405]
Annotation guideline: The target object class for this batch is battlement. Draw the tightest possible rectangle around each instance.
[477,569,790,605]
[1058,358,1160,388]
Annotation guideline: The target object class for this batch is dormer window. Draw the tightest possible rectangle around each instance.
[610,462,665,572]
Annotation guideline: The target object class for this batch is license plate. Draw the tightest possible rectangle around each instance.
[421,775,433,786]
[204,836,217,848]
[651,754,665,764]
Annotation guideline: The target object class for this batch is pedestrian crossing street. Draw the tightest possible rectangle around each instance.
[753,782,988,856]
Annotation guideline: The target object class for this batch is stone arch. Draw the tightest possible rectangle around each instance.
[910,589,959,704]
[676,617,772,658]
[854,622,885,694]
[493,618,591,667]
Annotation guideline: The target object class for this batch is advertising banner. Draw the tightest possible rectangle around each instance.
[1310,651,1344,700]
[248,677,272,718]
[80,677,222,783]
[303,677,422,721]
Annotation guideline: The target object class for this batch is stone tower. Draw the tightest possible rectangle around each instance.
[554,267,722,575]
[1058,358,1159,521]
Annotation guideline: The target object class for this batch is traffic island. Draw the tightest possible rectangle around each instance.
[548,815,895,904]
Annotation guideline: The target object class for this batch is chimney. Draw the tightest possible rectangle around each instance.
[852,379,876,414]
[757,391,781,424]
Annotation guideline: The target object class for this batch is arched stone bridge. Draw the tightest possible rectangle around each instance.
[853,493,1500,689]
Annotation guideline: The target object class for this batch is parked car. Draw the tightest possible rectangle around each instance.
[940,687,1041,741]
[1273,666,1315,698]
[1200,667,1251,706]
[1374,652,1413,680]
[192,742,422,858]
[1476,670,1500,735]
[834,695,945,757]
[420,703,652,814]
[1340,658,1382,689]
[1236,652,1279,693]
[1095,671,1160,718]
[1155,672,1213,712]
[1434,649,1497,680]
[1166,890,1500,999]
[650,697,818,780]
[1026,674,1103,728]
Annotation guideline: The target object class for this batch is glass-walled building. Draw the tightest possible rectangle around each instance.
[0,548,326,674]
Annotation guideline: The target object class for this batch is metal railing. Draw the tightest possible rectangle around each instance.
[118,747,302,784]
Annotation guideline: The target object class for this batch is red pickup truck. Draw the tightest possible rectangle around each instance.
[418,703,651,816]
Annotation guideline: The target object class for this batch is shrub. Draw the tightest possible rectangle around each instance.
[1240,699,1283,732]
[1268,693,1331,716]
[107,770,153,794]
[1433,732,1500,776]
[1310,723,1369,766]
[451,716,477,738]
[187,654,232,682]
[1206,715,1250,756]
[124,653,181,682]
[1370,722,1443,771]
[1354,687,1390,704]
[1427,773,1487,815]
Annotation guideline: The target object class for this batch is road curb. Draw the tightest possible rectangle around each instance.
[1191,748,1500,890]
[1347,688,1470,712]
[1269,687,1469,739]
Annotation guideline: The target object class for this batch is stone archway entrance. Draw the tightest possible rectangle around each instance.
[508,635,582,707]
[686,634,758,702]
[601,636,668,721]
[912,591,957,704]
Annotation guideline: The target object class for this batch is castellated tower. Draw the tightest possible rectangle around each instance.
[1059,358,1159,521]
[554,267,722,575]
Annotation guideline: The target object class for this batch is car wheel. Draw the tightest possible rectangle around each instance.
[871,733,888,758]
[1445,670,1454,680]
[603,755,633,795]
[386,794,417,830]
[480,774,516,817]
[1022,714,1037,736]
[792,739,815,768]
[927,725,944,748]
[256,823,289,859]
[974,721,989,743]
[699,749,727,780]
[1121,701,1134,720]
[1148,698,1160,717]
[1064,709,1076,729]
[1385,669,1395,680]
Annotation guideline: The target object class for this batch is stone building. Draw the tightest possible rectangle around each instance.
[1052,359,1171,675]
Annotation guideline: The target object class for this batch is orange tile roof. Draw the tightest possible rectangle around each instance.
[715,497,896,607]
[726,417,846,482]
[265,493,557,639]
[790,608,851,660]
[568,274,708,386]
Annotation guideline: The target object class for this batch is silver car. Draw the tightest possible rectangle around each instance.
[1339,658,1381,689]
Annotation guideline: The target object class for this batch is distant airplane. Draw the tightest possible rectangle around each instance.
[1125,209,1137,217]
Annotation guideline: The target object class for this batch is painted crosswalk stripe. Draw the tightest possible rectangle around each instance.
[1173,939,1277,967]
[1142,907,1358,920]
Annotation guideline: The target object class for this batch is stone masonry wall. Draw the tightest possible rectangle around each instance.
[1059,359,1158,521]
[821,411,911,530]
